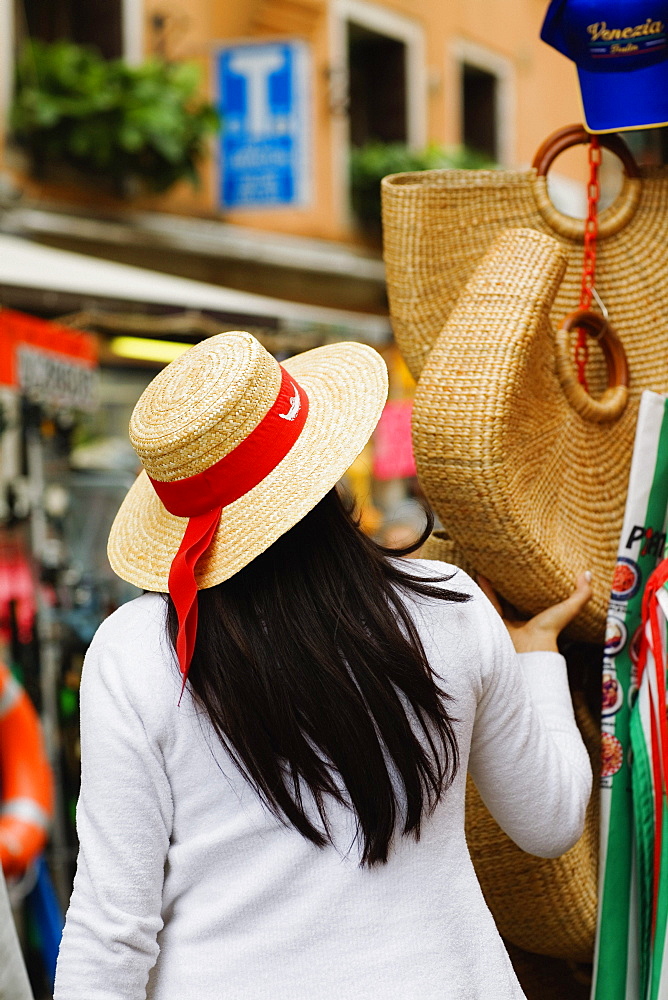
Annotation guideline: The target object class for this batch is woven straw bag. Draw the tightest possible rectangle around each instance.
[411,224,650,640]
[384,128,668,639]
[381,124,650,381]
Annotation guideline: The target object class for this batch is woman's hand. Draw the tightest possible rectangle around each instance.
[477,572,593,654]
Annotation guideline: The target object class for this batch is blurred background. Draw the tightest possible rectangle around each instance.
[0,0,666,994]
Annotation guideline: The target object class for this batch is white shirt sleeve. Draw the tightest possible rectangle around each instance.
[54,612,174,1000]
[467,588,593,858]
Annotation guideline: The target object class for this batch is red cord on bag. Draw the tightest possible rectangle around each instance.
[574,136,601,390]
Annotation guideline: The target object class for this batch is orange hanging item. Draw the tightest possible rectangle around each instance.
[0,662,53,877]
[574,135,601,390]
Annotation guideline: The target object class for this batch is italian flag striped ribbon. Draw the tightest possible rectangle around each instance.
[633,557,668,999]
[593,391,668,1000]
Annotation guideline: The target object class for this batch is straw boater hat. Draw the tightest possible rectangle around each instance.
[108,330,388,680]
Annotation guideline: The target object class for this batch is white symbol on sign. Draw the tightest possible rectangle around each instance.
[229,49,284,138]
[279,384,301,421]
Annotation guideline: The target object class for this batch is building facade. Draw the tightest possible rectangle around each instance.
[0,0,586,243]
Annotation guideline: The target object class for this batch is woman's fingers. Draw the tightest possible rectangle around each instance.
[477,572,592,628]
[531,572,593,634]
[476,571,593,654]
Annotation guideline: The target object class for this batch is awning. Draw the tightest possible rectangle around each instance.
[0,233,391,344]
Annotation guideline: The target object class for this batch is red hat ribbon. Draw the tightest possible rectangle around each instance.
[148,365,309,690]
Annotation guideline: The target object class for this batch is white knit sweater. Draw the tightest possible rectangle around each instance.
[54,562,592,1000]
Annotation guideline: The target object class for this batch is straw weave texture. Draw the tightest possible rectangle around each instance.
[108,333,388,592]
[130,332,281,482]
[381,164,663,384]
[412,226,664,641]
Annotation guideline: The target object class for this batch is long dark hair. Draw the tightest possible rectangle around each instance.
[167,488,469,865]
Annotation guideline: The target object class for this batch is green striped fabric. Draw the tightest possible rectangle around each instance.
[592,391,668,1000]
[632,573,668,1000]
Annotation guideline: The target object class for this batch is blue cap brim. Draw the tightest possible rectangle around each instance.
[577,60,668,132]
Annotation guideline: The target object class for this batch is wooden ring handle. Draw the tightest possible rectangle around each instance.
[555,310,629,424]
[532,125,642,239]
[532,124,641,178]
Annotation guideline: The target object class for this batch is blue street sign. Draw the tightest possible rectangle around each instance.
[217,41,312,210]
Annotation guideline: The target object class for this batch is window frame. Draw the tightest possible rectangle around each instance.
[329,0,426,226]
[448,38,515,167]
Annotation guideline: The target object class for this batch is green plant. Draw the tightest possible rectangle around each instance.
[350,142,496,234]
[11,40,221,193]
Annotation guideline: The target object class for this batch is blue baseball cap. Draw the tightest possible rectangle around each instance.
[541,1,668,131]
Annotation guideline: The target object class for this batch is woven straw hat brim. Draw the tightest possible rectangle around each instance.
[107,341,388,592]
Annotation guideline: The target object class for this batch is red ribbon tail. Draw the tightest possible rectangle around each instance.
[168,508,222,699]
